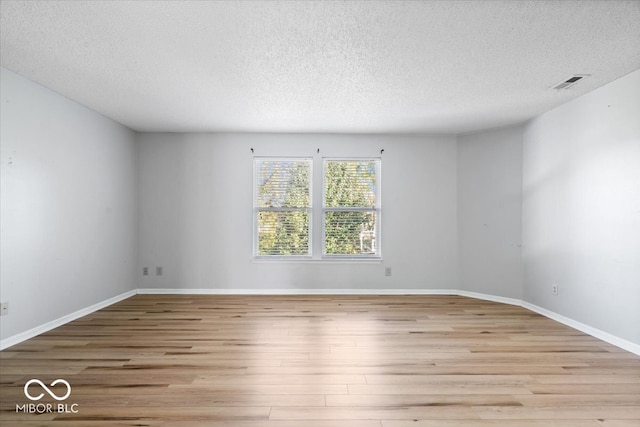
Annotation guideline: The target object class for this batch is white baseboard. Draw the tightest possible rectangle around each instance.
[2,288,638,356]
[0,290,136,351]
[136,288,456,295]
[456,290,522,307]
[521,301,640,356]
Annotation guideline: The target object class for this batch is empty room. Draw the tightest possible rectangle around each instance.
[1,0,639,426]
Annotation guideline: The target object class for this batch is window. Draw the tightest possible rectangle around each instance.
[323,159,381,257]
[254,158,312,257]
[254,156,381,260]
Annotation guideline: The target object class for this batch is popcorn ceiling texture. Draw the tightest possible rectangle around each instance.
[1,0,639,134]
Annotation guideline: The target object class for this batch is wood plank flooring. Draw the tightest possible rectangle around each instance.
[1,294,639,426]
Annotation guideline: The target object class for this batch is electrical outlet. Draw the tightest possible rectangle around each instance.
[552,284,558,296]
[142,267,149,276]
[385,267,392,277]
[156,266,163,276]
[1,302,8,316]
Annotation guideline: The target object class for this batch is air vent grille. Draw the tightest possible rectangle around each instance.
[552,75,590,90]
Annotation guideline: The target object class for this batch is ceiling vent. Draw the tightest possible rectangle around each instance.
[552,75,590,90]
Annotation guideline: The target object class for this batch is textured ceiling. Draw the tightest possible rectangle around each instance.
[1,0,640,134]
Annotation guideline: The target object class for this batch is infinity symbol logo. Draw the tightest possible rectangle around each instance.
[24,379,72,401]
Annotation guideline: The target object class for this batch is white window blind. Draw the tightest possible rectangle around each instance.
[323,159,381,257]
[254,158,312,257]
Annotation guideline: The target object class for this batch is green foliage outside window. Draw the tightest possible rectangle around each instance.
[255,158,379,257]
[256,160,310,256]
[324,161,377,255]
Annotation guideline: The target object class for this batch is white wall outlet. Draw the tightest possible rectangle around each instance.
[156,266,163,276]
[1,302,8,316]
[552,284,558,296]
[385,267,392,277]
[142,267,149,276]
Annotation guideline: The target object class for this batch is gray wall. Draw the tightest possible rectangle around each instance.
[458,126,523,299]
[0,67,138,342]
[137,133,459,291]
[522,69,640,345]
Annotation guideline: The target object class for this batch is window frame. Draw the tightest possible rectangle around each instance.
[252,155,381,261]
[253,157,313,260]
[321,158,382,260]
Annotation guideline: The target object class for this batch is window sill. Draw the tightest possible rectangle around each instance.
[251,257,383,264]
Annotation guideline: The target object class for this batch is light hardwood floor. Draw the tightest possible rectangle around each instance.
[1,294,639,426]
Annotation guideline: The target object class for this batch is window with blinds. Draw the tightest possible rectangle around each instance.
[323,159,381,257]
[254,158,312,257]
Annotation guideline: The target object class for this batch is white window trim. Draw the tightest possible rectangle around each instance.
[252,155,381,262]
[253,157,313,260]
[321,157,382,260]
